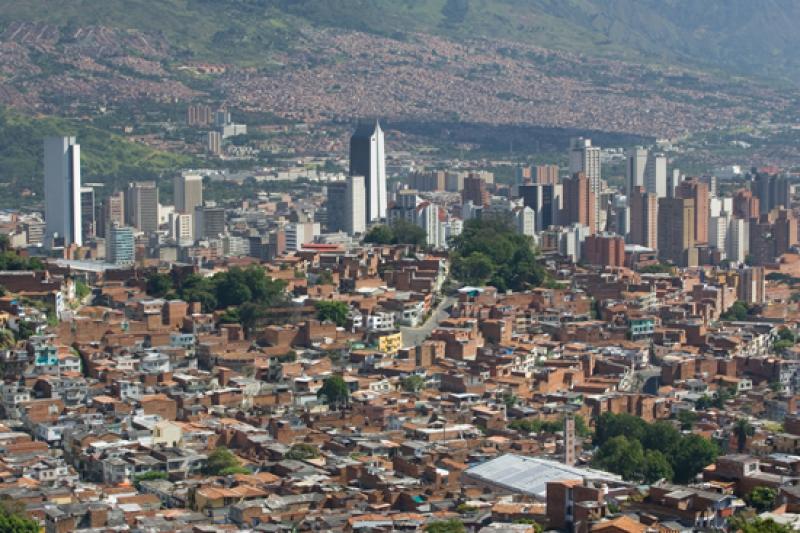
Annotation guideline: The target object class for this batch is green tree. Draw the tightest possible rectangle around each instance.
[677,410,699,430]
[643,450,673,483]
[318,375,350,410]
[592,436,645,481]
[427,519,466,533]
[593,412,647,447]
[672,434,719,484]
[134,471,168,487]
[747,487,778,513]
[0,499,38,533]
[285,443,320,461]
[391,219,427,246]
[315,300,349,327]
[203,446,247,476]
[721,301,751,321]
[74,279,91,300]
[146,273,173,297]
[452,251,495,285]
[16,321,36,341]
[513,519,543,533]
[401,375,425,393]
[364,224,394,245]
[734,418,755,453]
[729,516,793,533]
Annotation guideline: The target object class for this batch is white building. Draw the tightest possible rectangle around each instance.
[514,206,536,238]
[174,173,203,214]
[169,212,194,246]
[709,213,730,259]
[346,175,366,235]
[728,218,749,264]
[626,146,648,197]
[416,202,441,248]
[44,137,82,248]
[285,222,320,251]
[645,153,668,198]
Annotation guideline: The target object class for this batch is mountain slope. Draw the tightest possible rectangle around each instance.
[0,0,799,81]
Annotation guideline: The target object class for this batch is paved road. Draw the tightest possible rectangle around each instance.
[401,295,457,347]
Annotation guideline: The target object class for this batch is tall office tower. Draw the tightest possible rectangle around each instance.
[285,221,321,251]
[326,181,347,232]
[388,188,419,225]
[462,175,489,207]
[519,183,562,230]
[728,218,749,264]
[738,266,766,304]
[625,147,648,197]
[207,131,222,155]
[174,173,203,214]
[709,212,730,258]
[193,204,226,240]
[533,164,560,185]
[658,197,696,267]
[108,223,135,265]
[415,202,442,248]
[98,191,125,239]
[667,169,684,199]
[562,172,596,234]
[644,153,668,198]
[169,212,194,246]
[629,186,658,249]
[350,121,387,222]
[709,197,733,218]
[676,178,710,245]
[699,175,718,198]
[345,175,366,235]
[754,171,791,215]
[44,136,82,248]
[126,182,159,234]
[733,189,760,220]
[79,186,95,242]
[568,137,602,223]
[609,196,630,237]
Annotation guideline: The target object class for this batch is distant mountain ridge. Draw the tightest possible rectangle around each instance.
[0,0,799,82]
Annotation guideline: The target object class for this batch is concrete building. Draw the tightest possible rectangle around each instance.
[44,136,82,248]
[193,204,225,241]
[98,191,125,239]
[108,223,135,265]
[738,266,766,304]
[728,218,749,264]
[568,137,601,226]
[350,121,387,222]
[514,206,536,238]
[174,174,203,214]
[345,175,366,236]
[533,164,560,185]
[629,186,658,250]
[79,186,95,242]
[207,131,222,155]
[677,178,709,245]
[285,222,320,251]
[519,183,562,231]
[169,212,194,246]
[644,153,668,198]
[625,146,647,197]
[562,172,596,234]
[583,233,625,267]
[126,182,159,234]
[658,197,696,267]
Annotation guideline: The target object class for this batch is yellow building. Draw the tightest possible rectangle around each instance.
[376,332,402,354]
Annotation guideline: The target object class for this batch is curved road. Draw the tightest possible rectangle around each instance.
[401,295,456,347]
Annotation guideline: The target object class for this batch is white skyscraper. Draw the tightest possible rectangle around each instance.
[174,173,203,214]
[709,212,730,259]
[626,147,648,197]
[644,153,668,198]
[44,136,82,248]
[568,137,602,224]
[350,121,387,222]
[345,175,366,235]
[728,218,749,264]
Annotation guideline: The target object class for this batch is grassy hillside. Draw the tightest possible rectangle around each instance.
[0,110,195,208]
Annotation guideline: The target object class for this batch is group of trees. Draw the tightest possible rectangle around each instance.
[720,300,756,321]
[773,327,797,353]
[592,413,718,484]
[364,219,427,247]
[315,300,349,327]
[145,266,287,334]
[317,375,350,410]
[203,447,249,476]
[450,218,549,291]
[285,443,320,461]
[508,415,591,438]
[0,500,38,533]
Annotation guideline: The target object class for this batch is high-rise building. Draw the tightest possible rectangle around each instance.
[285,221,321,251]
[98,191,125,239]
[533,164,560,185]
[108,223,135,265]
[676,178,709,245]
[207,131,222,155]
[728,218,749,264]
[658,197,696,266]
[513,206,536,238]
[126,182,159,234]
[754,171,791,215]
[667,169,684,199]
[519,183,562,231]
[79,186,95,242]
[350,121,387,222]
[709,212,730,258]
[583,234,626,267]
[186,104,212,127]
[174,173,203,214]
[388,188,418,226]
[733,189,760,220]
[44,136,82,248]
[346,175,366,235]
[644,153,668,198]
[629,186,658,249]
[738,266,766,304]
[193,204,226,240]
[562,172,596,234]
[568,137,601,224]
[326,181,348,233]
[169,212,194,246]
[625,147,648,197]
[462,175,489,207]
